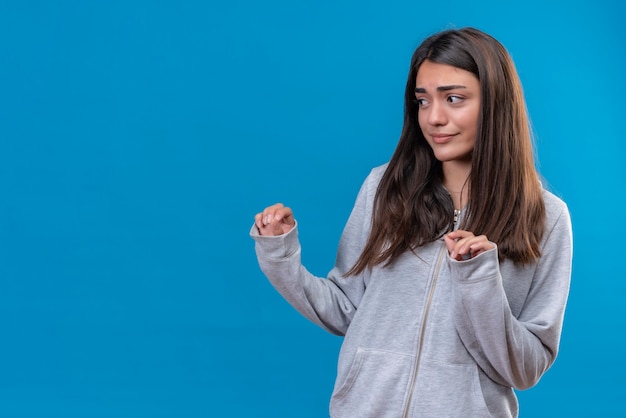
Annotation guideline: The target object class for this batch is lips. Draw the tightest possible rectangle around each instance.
[430,133,457,144]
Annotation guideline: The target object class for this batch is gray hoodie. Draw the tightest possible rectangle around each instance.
[251,164,572,418]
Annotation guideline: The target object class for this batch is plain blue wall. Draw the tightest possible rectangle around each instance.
[0,0,624,416]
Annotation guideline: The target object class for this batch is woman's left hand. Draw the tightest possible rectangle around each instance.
[444,230,495,261]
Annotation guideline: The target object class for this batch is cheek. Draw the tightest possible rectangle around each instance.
[460,106,480,132]
[417,111,427,130]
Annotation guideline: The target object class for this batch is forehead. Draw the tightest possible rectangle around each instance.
[415,60,478,87]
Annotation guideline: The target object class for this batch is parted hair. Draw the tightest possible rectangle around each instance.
[347,27,546,275]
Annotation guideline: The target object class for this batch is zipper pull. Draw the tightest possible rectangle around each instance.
[453,209,460,227]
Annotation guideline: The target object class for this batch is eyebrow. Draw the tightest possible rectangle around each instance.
[415,85,467,93]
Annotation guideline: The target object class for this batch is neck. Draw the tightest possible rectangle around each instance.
[442,160,471,210]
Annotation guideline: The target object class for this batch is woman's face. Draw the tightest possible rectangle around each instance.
[414,60,481,165]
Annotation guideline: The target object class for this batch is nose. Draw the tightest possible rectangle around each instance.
[426,101,447,126]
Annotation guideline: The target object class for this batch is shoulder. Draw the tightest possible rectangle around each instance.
[349,163,389,213]
[541,189,570,223]
[362,163,389,191]
[370,162,389,178]
[541,188,572,241]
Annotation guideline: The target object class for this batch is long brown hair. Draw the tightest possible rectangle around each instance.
[347,27,545,275]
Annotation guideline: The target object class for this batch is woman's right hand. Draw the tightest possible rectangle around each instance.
[254,203,295,236]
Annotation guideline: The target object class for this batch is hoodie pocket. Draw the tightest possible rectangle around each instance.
[409,360,491,417]
[330,348,413,418]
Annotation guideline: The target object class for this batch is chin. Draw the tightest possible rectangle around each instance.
[434,154,459,162]
[433,151,473,163]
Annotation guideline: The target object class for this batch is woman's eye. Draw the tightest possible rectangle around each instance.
[447,95,463,104]
[413,98,428,107]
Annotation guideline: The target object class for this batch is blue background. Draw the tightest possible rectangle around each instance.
[0,0,624,417]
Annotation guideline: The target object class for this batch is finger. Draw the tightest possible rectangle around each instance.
[255,203,296,236]
[264,206,294,227]
[456,236,479,252]
[454,236,494,259]
[268,208,295,235]
[445,237,466,261]
[467,236,495,257]
[457,236,486,256]
[254,213,264,230]
[447,233,475,259]
[444,233,457,254]
[262,203,285,225]
[446,229,474,241]
[274,207,294,225]
[271,220,286,235]
[450,240,467,259]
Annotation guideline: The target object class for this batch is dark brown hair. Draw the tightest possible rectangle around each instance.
[347,27,545,275]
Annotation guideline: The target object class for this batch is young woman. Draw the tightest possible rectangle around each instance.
[251,27,572,418]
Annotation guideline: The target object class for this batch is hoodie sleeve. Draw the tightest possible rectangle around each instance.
[449,198,573,390]
[249,168,378,336]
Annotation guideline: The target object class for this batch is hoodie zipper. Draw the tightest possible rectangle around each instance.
[402,243,447,418]
[402,211,458,417]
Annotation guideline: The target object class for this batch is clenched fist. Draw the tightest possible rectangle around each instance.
[254,203,295,236]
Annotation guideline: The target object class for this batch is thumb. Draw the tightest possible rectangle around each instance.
[270,220,286,235]
[444,233,456,251]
